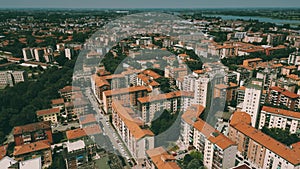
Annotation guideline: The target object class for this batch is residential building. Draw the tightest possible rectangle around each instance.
[0,145,7,160]
[13,121,53,146]
[13,141,52,168]
[36,107,60,124]
[241,83,262,127]
[146,147,181,169]
[288,51,300,67]
[9,157,42,169]
[102,86,150,113]
[0,156,17,169]
[229,111,300,169]
[180,105,237,169]
[64,140,88,169]
[259,106,300,134]
[79,114,97,128]
[0,71,27,87]
[22,48,34,61]
[51,98,65,110]
[137,91,194,123]
[66,125,102,141]
[111,101,154,162]
[267,86,300,111]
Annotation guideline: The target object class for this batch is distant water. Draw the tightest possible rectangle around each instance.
[203,14,300,26]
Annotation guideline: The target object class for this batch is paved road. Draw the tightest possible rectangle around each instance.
[84,87,132,161]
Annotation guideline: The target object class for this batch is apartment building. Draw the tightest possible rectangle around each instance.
[13,140,52,168]
[51,98,65,110]
[0,70,27,87]
[259,106,300,134]
[241,84,262,127]
[180,105,237,169]
[229,111,300,169]
[13,121,53,146]
[36,107,60,124]
[64,140,88,169]
[111,101,154,162]
[137,91,193,123]
[268,86,300,111]
[102,86,150,113]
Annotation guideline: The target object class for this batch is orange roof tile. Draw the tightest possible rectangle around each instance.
[13,121,51,135]
[230,111,251,126]
[181,104,205,126]
[194,120,236,150]
[270,86,299,99]
[262,106,300,119]
[13,140,50,156]
[36,107,60,116]
[137,91,193,104]
[146,147,181,169]
[59,86,80,93]
[232,123,300,165]
[79,114,97,125]
[66,125,102,140]
[112,101,154,140]
[51,98,64,105]
[103,86,150,97]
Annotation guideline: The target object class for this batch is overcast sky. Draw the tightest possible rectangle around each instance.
[0,0,300,9]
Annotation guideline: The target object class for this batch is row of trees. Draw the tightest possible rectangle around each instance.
[261,126,300,146]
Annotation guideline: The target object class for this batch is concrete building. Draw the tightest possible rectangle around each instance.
[267,86,300,111]
[241,84,262,127]
[102,86,150,113]
[229,111,300,169]
[259,106,300,134]
[137,91,194,123]
[180,105,237,169]
[0,71,27,87]
[22,48,34,61]
[112,101,154,162]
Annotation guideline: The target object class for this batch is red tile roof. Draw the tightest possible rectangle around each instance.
[262,106,300,119]
[112,101,154,140]
[13,121,51,135]
[137,91,193,104]
[13,140,50,156]
[103,86,150,97]
[36,107,60,116]
[146,147,181,169]
[66,125,102,140]
[79,114,97,125]
[51,98,64,105]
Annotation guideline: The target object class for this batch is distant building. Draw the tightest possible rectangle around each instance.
[59,86,81,101]
[22,48,34,61]
[0,70,27,87]
[65,48,72,60]
[9,157,42,169]
[13,121,53,146]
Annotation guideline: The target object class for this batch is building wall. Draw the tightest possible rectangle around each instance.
[242,87,261,127]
